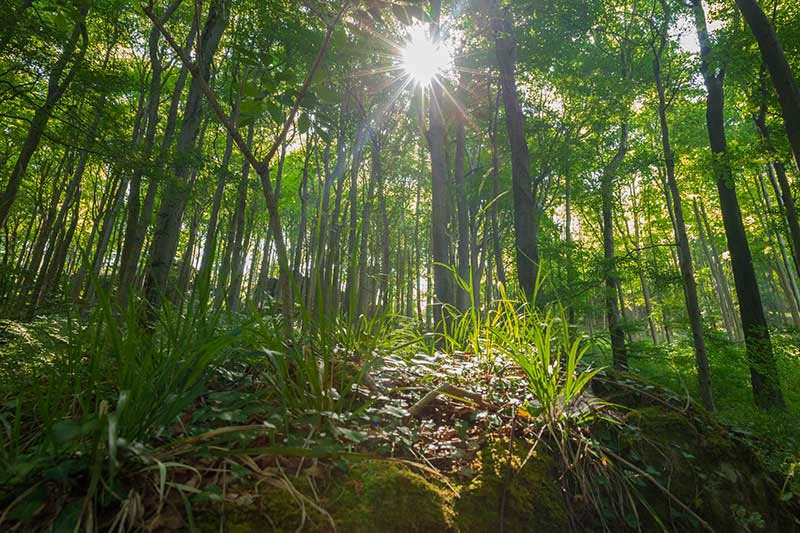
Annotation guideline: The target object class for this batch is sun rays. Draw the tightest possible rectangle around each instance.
[401,25,453,86]
[344,19,483,135]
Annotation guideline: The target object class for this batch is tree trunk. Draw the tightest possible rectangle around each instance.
[601,123,628,370]
[227,131,253,311]
[488,89,505,289]
[753,71,800,279]
[356,136,381,317]
[735,0,800,172]
[343,123,364,315]
[426,0,453,328]
[693,199,738,339]
[693,0,784,409]
[145,0,229,307]
[453,106,470,310]
[491,5,538,300]
[653,20,714,408]
[0,3,89,228]
[200,92,244,286]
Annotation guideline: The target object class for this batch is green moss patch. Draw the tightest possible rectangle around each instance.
[330,461,455,532]
[455,439,568,533]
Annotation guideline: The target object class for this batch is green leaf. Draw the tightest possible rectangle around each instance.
[51,420,83,444]
[241,83,263,99]
[7,485,46,522]
[338,427,369,443]
[240,99,264,117]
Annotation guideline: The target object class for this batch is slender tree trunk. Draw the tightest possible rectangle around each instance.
[356,137,380,317]
[176,211,200,300]
[632,203,658,344]
[491,4,538,300]
[145,0,229,307]
[488,91,505,289]
[227,131,253,311]
[310,127,345,314]
[601,123,628,369]
[653,22,714,408]
[753,72,800,279]
[292,143,313,278]
[752,170,800,323]
[0,3,89,228]
[119,7,197,308]
[693,199,738,339]
[414,148,424,323]
[693,0,784,409]
[200,91,244,285]
[344,122,365,316]
[426,0,453,327]
[453,105,470,310]
[561,162,574,328]
[735,0,800,172]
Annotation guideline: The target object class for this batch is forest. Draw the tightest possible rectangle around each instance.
[1,0,800,530]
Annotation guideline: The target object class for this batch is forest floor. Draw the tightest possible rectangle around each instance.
[1,310,799,531]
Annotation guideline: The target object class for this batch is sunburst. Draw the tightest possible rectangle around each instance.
[400,25,453,87]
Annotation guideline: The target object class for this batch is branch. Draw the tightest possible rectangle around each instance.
[263,2,349,165]
[407,383,496,419]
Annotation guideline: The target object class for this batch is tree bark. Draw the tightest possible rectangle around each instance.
[692,0,784,409]
[491,5,538,301]
[652,13,714,409]
[735,0,800,172]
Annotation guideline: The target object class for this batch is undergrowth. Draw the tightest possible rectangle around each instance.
[583,324,800,498]
[0,283,395,531]
[1,269,797,531]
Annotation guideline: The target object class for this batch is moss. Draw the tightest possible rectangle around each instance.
[192,445,567,533]
[194,460,455,533]
[455,439,569,533]
[330,461,456,533]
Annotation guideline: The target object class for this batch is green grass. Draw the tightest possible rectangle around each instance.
[0,281,405,530]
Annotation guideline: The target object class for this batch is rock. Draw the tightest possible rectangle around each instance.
[592,371,800,531]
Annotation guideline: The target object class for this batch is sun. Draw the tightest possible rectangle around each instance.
[401,25,452,86]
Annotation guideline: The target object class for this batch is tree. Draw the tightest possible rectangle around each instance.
[735,0,800,173]
[487,2,538,301]
[691,0,784,409]
[652,0,713,410]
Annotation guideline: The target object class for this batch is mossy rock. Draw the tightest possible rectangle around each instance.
[455,439,569,533]
[330,461,455,532]
[592,371,800,531]
[191,442,567,533]
[194,460,455,532]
